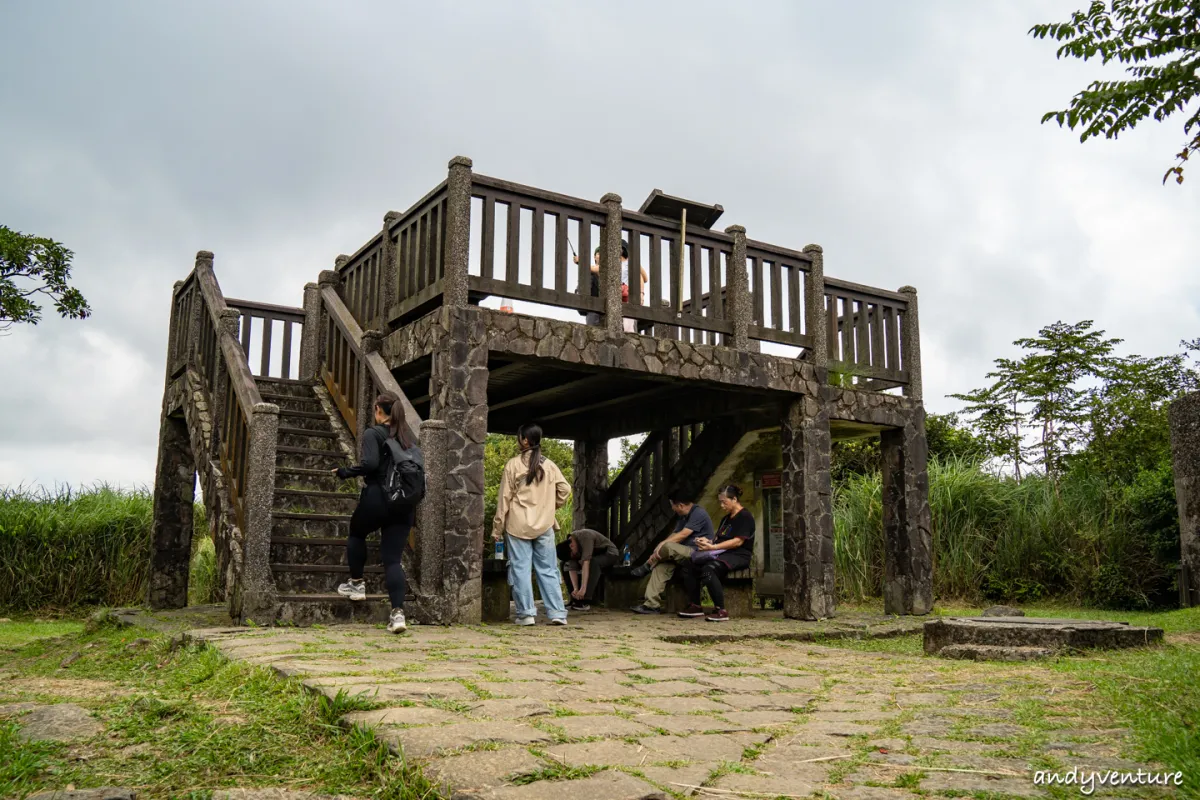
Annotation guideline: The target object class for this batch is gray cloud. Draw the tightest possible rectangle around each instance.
[2,0,1197,487]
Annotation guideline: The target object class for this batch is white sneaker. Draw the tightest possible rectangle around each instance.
[337,579,366,601]
[515,616,536,626]
[387,608,407,634]
[549,618,567,626]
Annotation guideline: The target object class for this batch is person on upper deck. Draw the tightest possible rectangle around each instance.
[677,484,756,622]
[575,240,649,332]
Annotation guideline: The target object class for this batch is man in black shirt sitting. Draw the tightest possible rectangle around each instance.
[629,491,714,614]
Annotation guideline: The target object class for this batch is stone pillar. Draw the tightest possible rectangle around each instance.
[298,282,321,381]
[573,437,609,534]
[356,330,384,442]
[239,401,280,623]
[444,156,474,307]
[899,285,922,402]
[780,395,835,620]
[427,305,489,623]
[316,269,341,376]
[724,225,751,351]
[148,411,197,609]
[411,419,448,622]
[380,211,401,326]
[881,407,934,615]
[600,193,624,338]
[1170,391,1200,607]
[803,244,828,371]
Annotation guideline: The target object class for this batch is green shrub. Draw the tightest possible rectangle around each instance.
[0,485,154,611]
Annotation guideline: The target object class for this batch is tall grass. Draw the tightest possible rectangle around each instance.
[834,457,1178,608]
[0,485,154,611]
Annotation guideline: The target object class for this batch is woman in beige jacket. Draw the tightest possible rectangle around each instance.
[492,423,572,625]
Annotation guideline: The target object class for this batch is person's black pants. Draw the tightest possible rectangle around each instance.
[680,558,730,609]
[565,551,620,601]
[346,484,412,609]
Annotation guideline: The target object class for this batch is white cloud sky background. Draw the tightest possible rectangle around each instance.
[2,0,1197,489]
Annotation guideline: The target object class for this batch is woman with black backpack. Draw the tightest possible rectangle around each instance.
[332,391,417,634]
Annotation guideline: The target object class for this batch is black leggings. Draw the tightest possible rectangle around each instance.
[346,484,412,609]
[680,559,730,609]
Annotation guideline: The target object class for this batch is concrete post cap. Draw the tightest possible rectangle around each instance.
[384,210,402,225]
[252,402,280,415]
[318,270,340,285]
[195,251,214,264]
[448,155,473,169]
[724,224,746,235]
[898,285,917,295]
[220,308,240,319]
[334,254,350,268]
[421,419,448,430]
[303,282,319,291]
[802,244,823,254]
[600,192,622,205]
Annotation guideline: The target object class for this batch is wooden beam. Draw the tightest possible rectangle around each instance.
[488,374,611,413]
[536,384,677,422]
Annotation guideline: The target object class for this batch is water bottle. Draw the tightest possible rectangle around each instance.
[622,544,631,567]
[494,538,505,560]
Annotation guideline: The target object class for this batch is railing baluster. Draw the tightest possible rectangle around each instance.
[531,207,544,290]
[260,316,273,376]
[506,201,521,285]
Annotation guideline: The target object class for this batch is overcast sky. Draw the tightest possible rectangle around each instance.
[2,1,1197,490]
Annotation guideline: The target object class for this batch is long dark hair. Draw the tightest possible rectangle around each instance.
[517,423,545,485]
[375,392,414,448]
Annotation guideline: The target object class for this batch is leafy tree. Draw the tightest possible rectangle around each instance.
[950,359,1029,480]
[829,413,983,484]
[0,225,90,332]
[608,436,643,484]
[1030,0,1200,184]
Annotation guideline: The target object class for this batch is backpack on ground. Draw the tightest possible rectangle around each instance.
[383,437,426,507]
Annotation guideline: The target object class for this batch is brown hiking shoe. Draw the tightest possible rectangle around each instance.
[678,604,705,618]
[706,608,729,622]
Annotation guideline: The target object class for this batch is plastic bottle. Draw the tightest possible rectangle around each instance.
[494,538,505,560]
[622,544,631,567]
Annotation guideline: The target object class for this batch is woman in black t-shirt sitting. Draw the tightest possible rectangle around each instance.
[677,484,756,622]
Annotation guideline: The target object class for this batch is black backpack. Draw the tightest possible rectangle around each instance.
[382,437,426,508]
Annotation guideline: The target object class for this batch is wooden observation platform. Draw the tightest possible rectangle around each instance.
[149,157,933,626]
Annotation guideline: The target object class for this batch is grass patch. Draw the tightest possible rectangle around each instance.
[0,619,85,650]
[0,621,445,799]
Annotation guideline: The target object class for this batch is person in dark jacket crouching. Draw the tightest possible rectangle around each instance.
[677,484,755,622]
[332,392,415,634]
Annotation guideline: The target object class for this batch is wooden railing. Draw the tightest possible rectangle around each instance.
[327,160,918,394]
[605,424,703,549]
[226,299,305,381]
[824,278,909,388]
[320,285,421,444]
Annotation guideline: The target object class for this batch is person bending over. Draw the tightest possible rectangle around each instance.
[629,492,714,615]
[557,528,620,611]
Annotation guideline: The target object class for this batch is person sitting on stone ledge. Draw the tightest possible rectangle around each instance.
[556,528,620,612]
[629,491,714,615]
[677,484,756,622]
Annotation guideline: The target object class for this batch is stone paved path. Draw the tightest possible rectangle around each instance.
[189,611,1169,799]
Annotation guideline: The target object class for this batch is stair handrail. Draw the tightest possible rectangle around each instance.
[605,423,703,549]
[319,285,422,444]
[170,251,278,621]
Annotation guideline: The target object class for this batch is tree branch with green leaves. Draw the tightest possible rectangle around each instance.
[1030,0,1200,184]
[0,225,90,333]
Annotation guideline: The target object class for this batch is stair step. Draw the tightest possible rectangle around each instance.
[277,467,342,477]
[272,563,384,574]
[276,445,342,457]
[256,377,312,386]
[273,511,352,522]
[272,536,361,546]
[279,427,337,439]
[278,410,329,420]
[260,392,320,405]
[276,489,357,500]
[277,593,392,602]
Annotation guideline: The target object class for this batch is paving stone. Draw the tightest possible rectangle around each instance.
[721,693,813,711]
[304,679,475,703]
[695,675,777,692]
[555,715,654,739]
[767,675,823,690]
[465,698,553,720]
[627,668,705,682]
[808,710,897,723]
[891,692,948,706]
[642,733,759,763]
[907,735,1004,755]
[795,719,880,738]
[543,740,661,768]
[820,787,914,799]
[637,763,713,796]
[719,710,801,729]
[917,771,1045,797]
[900,719,949,737]
[576,657,644,671]
[423,746,546,795]
[968,723,1027,739]
[213,792,365,800]
[488,769,667,800]
[636,696,731,715]
[550,701,627,716]
[378,722,553,759]
[633,681,708,697]
[28,790,137,800]
[639,657,700,668]
[341,707,462,727]
[15,703,103,743]
[711,771,820,798]
[633,714,748,735]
